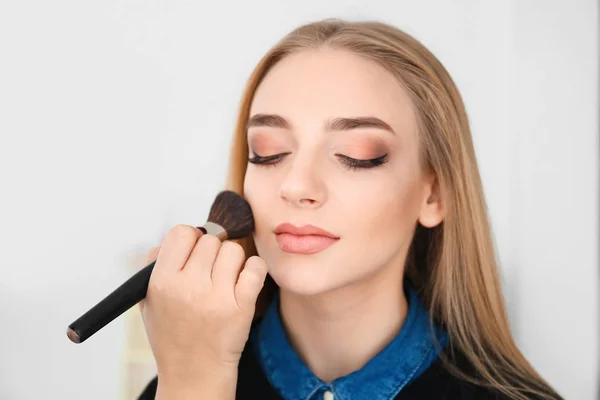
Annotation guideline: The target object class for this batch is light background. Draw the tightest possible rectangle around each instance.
[0,1,597,399]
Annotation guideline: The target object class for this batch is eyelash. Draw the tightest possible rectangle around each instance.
[248,152,388,171]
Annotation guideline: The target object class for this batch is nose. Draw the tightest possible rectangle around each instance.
[279,151,326,208]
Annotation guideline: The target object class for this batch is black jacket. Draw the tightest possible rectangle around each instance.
[137,335,549,400]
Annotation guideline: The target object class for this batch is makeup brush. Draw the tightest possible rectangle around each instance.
[67,190,255,344]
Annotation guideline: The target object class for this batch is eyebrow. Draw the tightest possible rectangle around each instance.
[246,113,395,135]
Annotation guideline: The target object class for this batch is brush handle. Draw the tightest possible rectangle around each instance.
[67,226,211,344]
[67,261,155,344]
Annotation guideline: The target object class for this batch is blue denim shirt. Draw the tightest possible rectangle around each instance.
[250,282,449,400]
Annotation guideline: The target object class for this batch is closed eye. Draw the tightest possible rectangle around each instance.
[336,154,388,171]
[248,152,388,171]
[247,152,288,167]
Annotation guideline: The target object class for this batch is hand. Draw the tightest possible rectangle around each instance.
[139,224,268,386]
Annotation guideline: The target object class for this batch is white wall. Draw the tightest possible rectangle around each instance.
[508,2,598,399]
[0,1,596,399]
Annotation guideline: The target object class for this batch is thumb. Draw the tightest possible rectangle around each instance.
[145,245,161,266]
[139,246,161,314]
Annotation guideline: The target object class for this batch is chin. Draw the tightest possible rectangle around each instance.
[255,238,352,296]
[272,275,336,296]
[266,258,344,297]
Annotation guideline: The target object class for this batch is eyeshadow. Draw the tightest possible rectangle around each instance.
[337,140,390,159]
[248,130,392,158]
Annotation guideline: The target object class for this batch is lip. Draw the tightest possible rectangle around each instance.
[274,222,340,254]
[274,223,339,238]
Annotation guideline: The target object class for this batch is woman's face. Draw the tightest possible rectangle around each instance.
[243,49,442,296]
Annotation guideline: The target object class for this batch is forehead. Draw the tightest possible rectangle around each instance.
[250,49,416,136]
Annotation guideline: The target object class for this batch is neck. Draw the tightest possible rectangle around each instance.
[278,259,409,383]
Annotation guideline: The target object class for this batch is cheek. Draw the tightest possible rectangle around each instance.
[244,169,279,204]
[336,174,421,242]
[243,170,277,238]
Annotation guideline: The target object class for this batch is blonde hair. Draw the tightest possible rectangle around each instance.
[225,18,561,400]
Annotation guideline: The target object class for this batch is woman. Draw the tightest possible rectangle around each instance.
[137,18,563,400]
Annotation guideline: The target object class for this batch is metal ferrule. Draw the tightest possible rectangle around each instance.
[201,221,228,241]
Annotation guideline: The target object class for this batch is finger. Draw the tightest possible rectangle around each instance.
[153,224,203,279]
[235,256,268,311]
[211,241,246,297]
[183,234,222,285]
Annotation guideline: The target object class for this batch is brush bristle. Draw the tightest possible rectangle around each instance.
[207,190,255,239]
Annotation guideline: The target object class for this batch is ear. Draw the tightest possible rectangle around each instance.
[417,174,444,228]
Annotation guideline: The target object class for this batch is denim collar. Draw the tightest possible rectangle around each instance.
[251,281,449,400]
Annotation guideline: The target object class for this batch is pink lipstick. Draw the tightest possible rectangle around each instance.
[274,223,339,254]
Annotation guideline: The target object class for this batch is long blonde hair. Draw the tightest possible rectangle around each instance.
[225,18,561,400]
